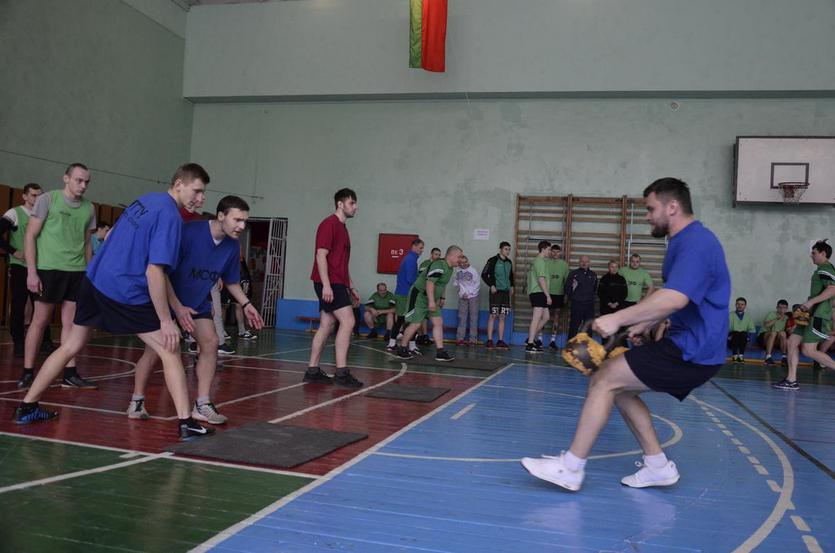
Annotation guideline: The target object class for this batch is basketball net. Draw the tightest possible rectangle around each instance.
[776,182,809,204]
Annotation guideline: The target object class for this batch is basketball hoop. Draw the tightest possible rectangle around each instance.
[776,182,809,204]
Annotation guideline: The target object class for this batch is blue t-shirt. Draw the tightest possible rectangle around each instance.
[663,220,730,365]
[87,193,182,305]
[169,221,241,314]
[395,250,420,296]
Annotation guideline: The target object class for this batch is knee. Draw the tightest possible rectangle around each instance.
[202,333,219,351]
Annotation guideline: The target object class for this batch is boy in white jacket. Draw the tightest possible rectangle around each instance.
[455,256,481,345]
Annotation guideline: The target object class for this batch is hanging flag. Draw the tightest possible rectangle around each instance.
[409,0,447,72]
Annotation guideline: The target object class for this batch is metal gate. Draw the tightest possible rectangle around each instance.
[260,217,288,328]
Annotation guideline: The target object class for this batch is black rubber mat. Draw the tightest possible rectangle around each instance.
[166,422,368,468]
[366,384,450,403]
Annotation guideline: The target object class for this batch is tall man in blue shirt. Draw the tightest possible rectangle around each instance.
[126,195,263,424]
[387,238,424,354]
[13,164,217,441]
[522,178,730,492]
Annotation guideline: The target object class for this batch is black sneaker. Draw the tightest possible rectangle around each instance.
[61,375,98,389]
[396,346,414,359]
[385,343,397,352]
[40,341,56,355]
[218,344,236,355]
[417,335,432,346]
[763,356,774,365]
[781,357,788,367]
[548,341,558,351]
[188,342,198,354]
[303,367,333,384]
[435,349,455,362]
[17,372,34,390]
[771,379,799,391]
[534,338,543,348]
[333,371,363,388]
[409,347,423,356]
[366,330,378,339]
[484,339,494,349]
[13,342,24,357]
[525,342,542,353]
[179,418,215,441]
[383,331,391,341]
[496,340,509,349]
[13,404,58,425]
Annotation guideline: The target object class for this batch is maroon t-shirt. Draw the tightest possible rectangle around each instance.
[179,206,203,222]
[310,214,351,285]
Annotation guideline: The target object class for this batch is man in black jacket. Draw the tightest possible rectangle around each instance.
[481,241,514,348]
[598,260,628,315]
[566,255,597,339]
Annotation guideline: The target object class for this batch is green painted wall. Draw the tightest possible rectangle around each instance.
[191,98,835,322]
[0,0,192,207]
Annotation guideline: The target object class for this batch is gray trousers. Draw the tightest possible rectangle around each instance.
[457,296,479,340]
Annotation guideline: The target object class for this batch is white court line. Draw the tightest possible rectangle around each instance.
[268,363,408,424]
[0,452,171,494]
[451,402,476,420]
[791,515,811,532]
[482,383,585,400]
[689,394,795,553]
[803,535,823,553]
[189,361,520,553]
[0,431,319,479]
[767,480,781,493]
[216,383,307,407]
[0,397,171,420]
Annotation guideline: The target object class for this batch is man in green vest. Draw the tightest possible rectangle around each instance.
[19,163,97,390]
[619,253,655,307]
[0,183,55,359]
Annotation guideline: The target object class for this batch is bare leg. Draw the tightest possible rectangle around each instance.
[486,313,496,341]
[308,311,335,368]
[568,355,650,458]
[400,322,421,347]
[498,314,506,342]
[786,333,802,381]
[431,315,444,349]
[193,318,220,399]
[764,332,776,357]
[132,347,159,397]
[59,301,78,369]
[802,342,835,370]
[24,301,54,369]
[22,323,93,403]
[385,313,394,332]
[363,311,375,332]
[137,330,191,419]
[614,392,662,456]
[332,306,355,368]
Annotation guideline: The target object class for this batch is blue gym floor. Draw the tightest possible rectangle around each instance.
[197,361,834,553]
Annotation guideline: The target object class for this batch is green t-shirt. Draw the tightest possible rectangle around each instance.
[365,291,396,310]
[547,258,570,295]
[527,256,549,294]
[618,267,653,302]
[728,311,756,333]
[809,262,835,319]
[759,311,787,334]
[414,259,453,300]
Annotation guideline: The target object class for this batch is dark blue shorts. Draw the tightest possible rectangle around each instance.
[314,282,352,313]
[74,276,161,335]
[624,337,721,401]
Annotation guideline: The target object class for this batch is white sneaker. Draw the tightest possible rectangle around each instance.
[191,401,228,424]
[126,398,149,420]
[621,459,680,488]
[521,452,584,492]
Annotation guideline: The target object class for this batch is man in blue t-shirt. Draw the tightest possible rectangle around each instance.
[522,177,730,493]
[127,195,263,424]
[387,238,424,353]
[13,164,220,442]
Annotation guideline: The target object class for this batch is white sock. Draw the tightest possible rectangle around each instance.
[196,396,210,406]
[131,394,144,402]
[564,451,587,471]
[644,452,668,469]
[409,340,417,350]
[387,338,396,347]
[551,333,559,344]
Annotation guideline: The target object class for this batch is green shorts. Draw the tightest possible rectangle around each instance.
[793,316,833,344]
[404,290,441,324]
[395,294,408,317]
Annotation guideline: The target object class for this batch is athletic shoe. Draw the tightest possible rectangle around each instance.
[223,331,230,341]
[303,367,333,384]
[548,341,558,351]
[13,404,58,425]
[737,355,745,363]
[417,335,432,346]
[520,453,584,492]
[40,340,56,355]
[534,338,543,348]
[772,379,799,391]
[126,398,150,420]
[218,344,235,355]
[17,372,34,390]
[525,342,542,353]
[333,371,363,389]
[435,349,455,362]
[61,375,98,389]
[409,347,423,356]
[383,331,391,341]
[13,342,24,357]
[238,330,257,340]
[781,357,788,367]
[192,401,228,424]
[763,356,774,365]
[396,346,414,360]
[188,342,198,354]
[484,339,495,349]
[496,340,510,349]
[456,339,466,346]
[179,418,215,441]
[385,342,397,352]
[183,332,196,343]
[366,330,378,339]
[621,459,680,488]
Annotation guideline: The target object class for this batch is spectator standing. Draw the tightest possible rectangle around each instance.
[727,297,756,362]
[454,255,481,345]
[481,241,514,349]
[566,255,598,339]
[598,260,628,315]
[619,253,654,307]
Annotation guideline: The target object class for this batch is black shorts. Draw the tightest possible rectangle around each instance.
[529,292,549,308]
[193,311,213,320]
[314,282,352,313]
[74,276,162,335]
[489,289,512,315]
[624,337,721,401]
[37,269,84,304]
[548,295,565,313]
